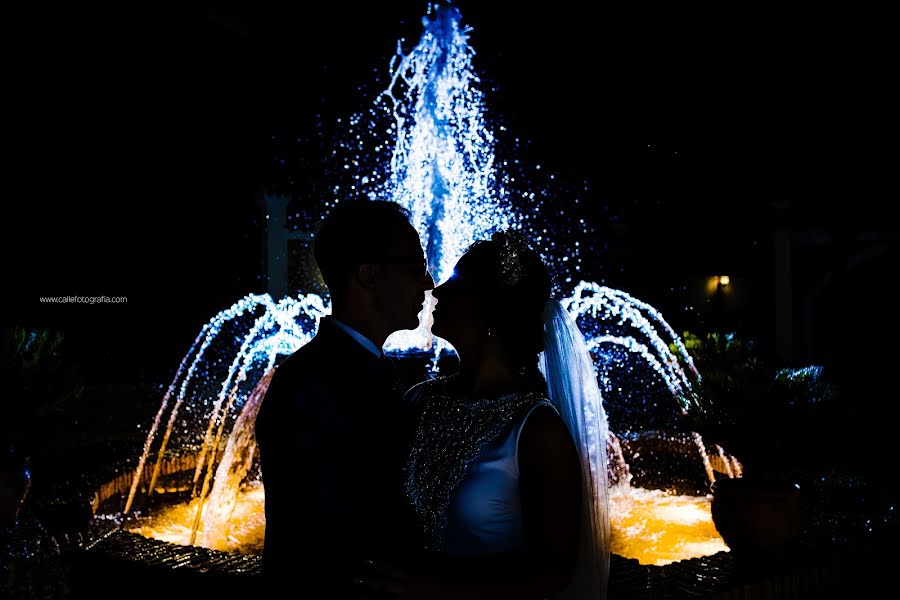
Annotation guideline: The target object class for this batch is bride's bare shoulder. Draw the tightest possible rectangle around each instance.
[403,374,454,407]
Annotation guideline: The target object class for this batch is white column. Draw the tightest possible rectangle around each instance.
[265,193,291,299]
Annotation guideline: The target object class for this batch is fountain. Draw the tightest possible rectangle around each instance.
[88,1,743,579]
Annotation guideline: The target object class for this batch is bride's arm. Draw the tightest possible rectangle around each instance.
[516,405,583,593]
[452,406,581,599]
[365,406,582,600]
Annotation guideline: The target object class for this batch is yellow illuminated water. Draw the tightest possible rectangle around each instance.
[132,482,727,564]
[609,484,728,565]
[128,482,266,553]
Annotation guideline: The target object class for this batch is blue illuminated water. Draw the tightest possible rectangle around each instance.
[124,2,707,537]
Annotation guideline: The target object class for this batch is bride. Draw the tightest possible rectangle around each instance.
[361,230,609,600]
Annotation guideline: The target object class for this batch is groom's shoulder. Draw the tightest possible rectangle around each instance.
[269,340,321,379]
[260,344,341,422]
[267,327,369,393]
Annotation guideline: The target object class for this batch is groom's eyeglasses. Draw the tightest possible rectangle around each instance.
[378,255,430,278]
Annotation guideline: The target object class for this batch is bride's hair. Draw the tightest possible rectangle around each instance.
[463,230,551,385]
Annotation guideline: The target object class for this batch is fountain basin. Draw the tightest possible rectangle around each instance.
[92,428,739,567]
[77,436,875,600]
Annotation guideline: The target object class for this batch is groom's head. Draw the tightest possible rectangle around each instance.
[313,200,434,336]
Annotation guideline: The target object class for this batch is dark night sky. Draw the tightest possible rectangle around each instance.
[4,2,892,383]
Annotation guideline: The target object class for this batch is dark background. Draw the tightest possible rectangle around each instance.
[3,9,897,596]
[4,1,893,387]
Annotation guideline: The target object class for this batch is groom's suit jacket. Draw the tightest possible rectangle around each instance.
[255,317,418,596]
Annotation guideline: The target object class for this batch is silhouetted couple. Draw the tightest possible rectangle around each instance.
[255,200,609,599]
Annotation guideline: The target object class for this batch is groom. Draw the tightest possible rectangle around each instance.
[255,200,434,597]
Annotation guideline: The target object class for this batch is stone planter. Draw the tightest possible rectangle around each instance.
[711,477,806,564]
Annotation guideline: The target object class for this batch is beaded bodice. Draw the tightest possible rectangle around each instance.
[405,377,548,551]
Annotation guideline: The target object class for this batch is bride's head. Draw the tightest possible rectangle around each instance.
[432,230,551,376]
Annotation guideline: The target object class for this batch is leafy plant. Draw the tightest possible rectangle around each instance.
[678,331,839,478]
[1,326,84,455]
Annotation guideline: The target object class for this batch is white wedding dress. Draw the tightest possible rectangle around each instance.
[406,300,610,599]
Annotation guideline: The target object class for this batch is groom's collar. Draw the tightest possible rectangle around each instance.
[326,316,383,358]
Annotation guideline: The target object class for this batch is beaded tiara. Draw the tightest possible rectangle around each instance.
[494,230,530,286]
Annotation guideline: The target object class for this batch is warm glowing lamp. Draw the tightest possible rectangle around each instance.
[718,275,730,287]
